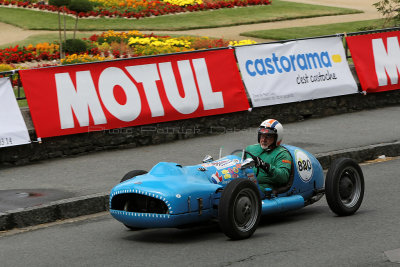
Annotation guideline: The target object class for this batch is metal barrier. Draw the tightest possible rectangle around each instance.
[1,26,400,102]
[0,70,24,100]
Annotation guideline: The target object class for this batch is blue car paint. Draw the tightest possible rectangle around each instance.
[281,145,324,198]
[110,208,215,228]
[261,195,305,214]
[110,145,324,228]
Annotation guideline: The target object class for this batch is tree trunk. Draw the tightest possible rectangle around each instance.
[74,16,78,39]
[63,8,67,42]
[58,10,63,59]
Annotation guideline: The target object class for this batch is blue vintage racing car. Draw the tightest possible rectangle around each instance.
[109,145,364,240]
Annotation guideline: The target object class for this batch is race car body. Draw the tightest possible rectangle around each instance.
[110,144,363,239]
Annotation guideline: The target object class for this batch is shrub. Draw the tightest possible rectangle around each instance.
[63,38,88,53]
[374,0,400,26]
[48,0,70,7]
[68,0,93,13]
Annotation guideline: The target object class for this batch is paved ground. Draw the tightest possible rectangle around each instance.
[1,105,400,213]
[0,0,381,46]
[0,0,393,231]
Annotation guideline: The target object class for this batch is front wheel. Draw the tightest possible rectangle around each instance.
[120,169,147,183]
[218,179,261,240]
[325,158,364,216]
[120,169,148,230]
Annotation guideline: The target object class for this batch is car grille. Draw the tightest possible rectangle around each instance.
[111,193,169,214]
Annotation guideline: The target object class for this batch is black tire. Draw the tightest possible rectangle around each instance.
[120,169,147,183]
[325,158,364,216]
[120,169,147,231]
[218,178,261,240]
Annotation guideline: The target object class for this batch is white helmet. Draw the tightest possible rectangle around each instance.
[258,119,283,146]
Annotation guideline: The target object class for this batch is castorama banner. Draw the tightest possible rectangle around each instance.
[235,37,358,107]
[346,30,400,93]
[20,49,249,138]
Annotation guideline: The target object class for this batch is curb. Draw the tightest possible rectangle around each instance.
[0,193,109,231]
[315,140,400,169]
[1,140,399,231]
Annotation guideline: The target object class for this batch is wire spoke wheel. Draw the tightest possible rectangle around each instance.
[325,158,365,216]
[233,189,259,232]
[219,179,261,240]
[338,167,362,208]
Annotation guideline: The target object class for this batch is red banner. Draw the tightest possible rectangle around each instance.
[20,49,249,138]
[346,31,400,93]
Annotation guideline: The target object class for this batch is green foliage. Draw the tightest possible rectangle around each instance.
[63,38,88,53]
[48,0,71,7]
[374,0,400,26]
[68,0,93,13]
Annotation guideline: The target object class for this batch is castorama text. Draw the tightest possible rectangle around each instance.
[235,37,358,107]
[245,51,332,77]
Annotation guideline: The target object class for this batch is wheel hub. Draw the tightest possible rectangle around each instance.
[339,175,354,200]
[235,196,252,225]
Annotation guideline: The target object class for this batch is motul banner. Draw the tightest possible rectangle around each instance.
[346,31,400,93]
[0,77,31,147]
[20,49,249,138]
[235,37,358,107]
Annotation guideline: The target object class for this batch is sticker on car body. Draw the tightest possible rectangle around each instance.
[295,149,313,182]
[209,158,239,170]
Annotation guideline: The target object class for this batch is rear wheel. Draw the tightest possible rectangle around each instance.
[325,158,364,216]
[218,179,261,240]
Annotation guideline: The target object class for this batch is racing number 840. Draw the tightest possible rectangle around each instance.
[298,159,312,171]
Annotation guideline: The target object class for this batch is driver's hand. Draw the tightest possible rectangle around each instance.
[255,157,270,173]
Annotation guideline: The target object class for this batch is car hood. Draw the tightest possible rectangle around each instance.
[110,162,222,214]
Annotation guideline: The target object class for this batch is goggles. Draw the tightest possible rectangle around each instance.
[258,127,277,135]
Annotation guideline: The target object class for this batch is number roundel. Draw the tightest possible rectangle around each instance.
[295,150,313,182]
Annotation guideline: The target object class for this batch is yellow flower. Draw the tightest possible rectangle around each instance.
[61,53,108,65]
[229,40,257,46]
[162,0,203,6]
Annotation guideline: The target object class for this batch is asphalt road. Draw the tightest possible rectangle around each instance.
[1,106,400,205]
[1,158,399,266]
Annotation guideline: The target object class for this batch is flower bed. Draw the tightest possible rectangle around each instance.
[0,30,256,67]
[0,43,60,64]
[0,0,272,19]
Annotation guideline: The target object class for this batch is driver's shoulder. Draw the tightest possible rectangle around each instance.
[245,144,262,153]
[275,146,292,158]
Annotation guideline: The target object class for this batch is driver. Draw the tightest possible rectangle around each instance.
[245,119,292,192]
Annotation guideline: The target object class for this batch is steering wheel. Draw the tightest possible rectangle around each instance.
[242,150,262,177]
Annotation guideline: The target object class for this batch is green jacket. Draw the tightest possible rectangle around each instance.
[245,144,292,191]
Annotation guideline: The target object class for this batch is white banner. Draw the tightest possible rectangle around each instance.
[235,37,358,107]
[0,77,31,148]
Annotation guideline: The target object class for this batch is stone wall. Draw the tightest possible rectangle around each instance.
[2,67,400,166]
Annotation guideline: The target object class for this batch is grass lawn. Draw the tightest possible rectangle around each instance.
[13,87,27,107]
[0,0,362,31]
[240,19,389,40]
